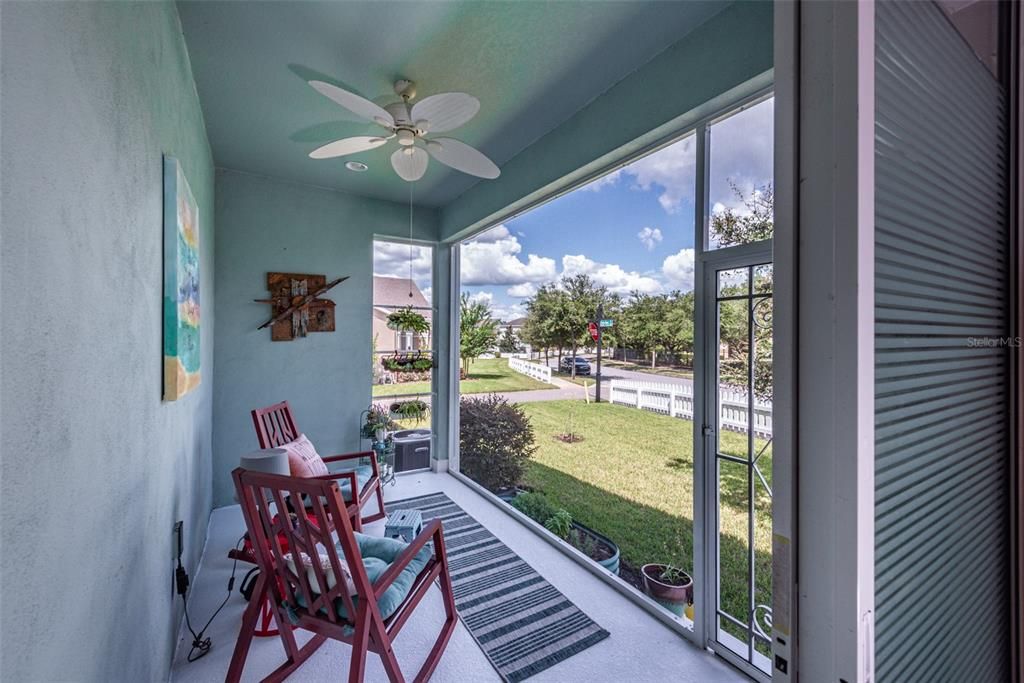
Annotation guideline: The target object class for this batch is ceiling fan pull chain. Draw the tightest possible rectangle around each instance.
[408,180,414,298]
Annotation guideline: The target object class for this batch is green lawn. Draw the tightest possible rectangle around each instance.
[372,358,554,397]
[518,400,771,632]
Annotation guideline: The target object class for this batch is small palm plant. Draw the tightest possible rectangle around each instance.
[386,306,430,334]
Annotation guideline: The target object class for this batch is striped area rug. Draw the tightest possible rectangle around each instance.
[389,492,610,682]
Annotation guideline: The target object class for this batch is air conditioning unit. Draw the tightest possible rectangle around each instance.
[392,429,431,472]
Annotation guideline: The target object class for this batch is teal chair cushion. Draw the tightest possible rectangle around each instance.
[329,464,374,502]
[342,532,432,620]
[293,531,432,623]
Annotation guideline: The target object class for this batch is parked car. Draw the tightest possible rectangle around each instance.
[559,356,592,375]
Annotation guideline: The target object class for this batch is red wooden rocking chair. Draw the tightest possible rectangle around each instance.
[251,401,386,529]
[228,468,457,683]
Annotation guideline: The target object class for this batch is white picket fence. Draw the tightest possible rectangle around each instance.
[508,357,553,383]
[609,379,773,437]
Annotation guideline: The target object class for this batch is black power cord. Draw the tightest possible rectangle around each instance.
[175,522,244,663]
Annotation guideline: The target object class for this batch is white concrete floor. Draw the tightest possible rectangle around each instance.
[170,472,745,683]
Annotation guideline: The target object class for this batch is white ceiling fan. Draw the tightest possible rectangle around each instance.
[306,78,500,182]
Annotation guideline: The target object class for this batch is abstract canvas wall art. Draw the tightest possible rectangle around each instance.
[163,156,200,400]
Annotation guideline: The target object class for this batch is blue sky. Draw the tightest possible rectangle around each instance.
[375,97,773,322]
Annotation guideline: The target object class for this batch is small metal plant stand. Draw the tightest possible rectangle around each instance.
[373,439,397,487]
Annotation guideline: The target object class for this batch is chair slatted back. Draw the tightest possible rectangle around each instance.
[232,468,374,627]
[252,401,300,448]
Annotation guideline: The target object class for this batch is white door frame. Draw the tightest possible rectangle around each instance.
[699,239,774,682]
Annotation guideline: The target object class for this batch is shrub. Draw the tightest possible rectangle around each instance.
[511,491,559,524]
[460,394,537,492]
[544,509,573,540]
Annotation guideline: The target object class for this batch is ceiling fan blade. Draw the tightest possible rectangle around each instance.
[309,81,395,127]
[426,138,500,179]
[410,93,480,133]
[391,146,429,182]
[308,135,390,159]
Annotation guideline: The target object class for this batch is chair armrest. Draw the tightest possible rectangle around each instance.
[308,470,359,493]
[321,450,375,464]
[322,449,382,487]
[373,519,444,598]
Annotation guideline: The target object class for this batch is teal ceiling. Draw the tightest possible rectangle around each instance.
[177,1,729,207]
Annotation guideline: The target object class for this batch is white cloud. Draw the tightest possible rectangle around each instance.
[463,290,524,322]
[637,226,663,251]
[469,225,510,243]
[561,254,661,295]
[662,248,696,291]
[580,169,623,192]
[578,97,773,217]
[461,224,558,286]
[493,302,527,322]
[507,283,537,298]
[622,137,698,214]
[373,241,432,290]
[706,98,774,211]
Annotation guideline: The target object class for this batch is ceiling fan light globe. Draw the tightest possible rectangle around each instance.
[396,129,415,146]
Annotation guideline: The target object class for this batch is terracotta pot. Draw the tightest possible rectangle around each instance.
[641,564,693,617]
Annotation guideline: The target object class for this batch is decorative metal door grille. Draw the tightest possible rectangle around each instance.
[713,262,773,675]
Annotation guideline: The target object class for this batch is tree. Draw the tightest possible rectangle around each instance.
[523,283,569,366]
[560,274,606,377]
[711,182,774,402]
[710,182,773,247]
[663,291,695,363]
[498,325,521,354]
[460,293,499,376]
[619,293,665,367]
[717,283,773,403]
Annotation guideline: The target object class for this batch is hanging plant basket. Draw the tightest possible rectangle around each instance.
[389,399,429,423]
[381,351,434,373]
[386,307,430,333]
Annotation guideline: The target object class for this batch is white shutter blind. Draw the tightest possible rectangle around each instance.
[875,1,1009,681]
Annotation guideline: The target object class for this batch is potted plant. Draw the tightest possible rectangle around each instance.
[641,563,693,618]
[389,398,428,423]
[386,307,430,334]
[361,404,393,443]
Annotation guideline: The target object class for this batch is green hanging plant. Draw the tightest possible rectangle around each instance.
[386,306,430,333]
[381,354,434,373]
[389,399,429,423]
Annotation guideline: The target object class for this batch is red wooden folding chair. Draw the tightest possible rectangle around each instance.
[228,468,457,683]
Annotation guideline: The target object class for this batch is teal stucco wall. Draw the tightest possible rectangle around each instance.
[0,2,215,681]
[211,169,440,506]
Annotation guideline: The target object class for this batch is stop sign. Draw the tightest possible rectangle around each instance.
[588,321,599,341]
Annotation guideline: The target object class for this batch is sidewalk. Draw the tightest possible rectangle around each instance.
[495,375,593,403]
